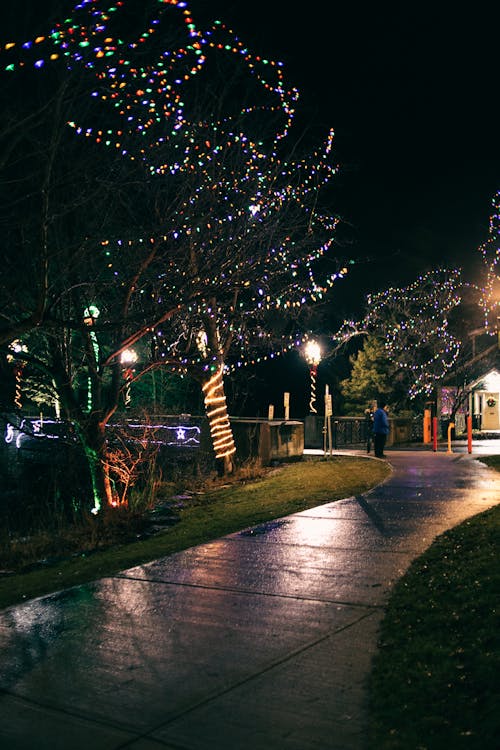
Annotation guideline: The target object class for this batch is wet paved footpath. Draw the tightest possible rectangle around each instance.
[1,448,499,750]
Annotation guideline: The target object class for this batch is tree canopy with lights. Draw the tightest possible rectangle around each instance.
[477,190,500,334]
[332,268,464,402]
[1,0,349,486]
[332,186,500,407]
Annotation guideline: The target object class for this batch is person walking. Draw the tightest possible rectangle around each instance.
[364,406,374,453]
[373,402,390,458]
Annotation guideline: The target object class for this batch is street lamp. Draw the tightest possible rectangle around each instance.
[83,306,100,413]
[120,349,138,408]
[304,339,322,414]
[8,340,28,410]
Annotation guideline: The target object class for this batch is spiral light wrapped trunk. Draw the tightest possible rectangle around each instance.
[202,366,236,463]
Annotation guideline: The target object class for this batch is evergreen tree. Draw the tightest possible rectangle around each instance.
[339,336,392,413]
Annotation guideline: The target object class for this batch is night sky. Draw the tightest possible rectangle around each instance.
[201,1,500,304]
[3,1,499,414]
[4,0,500,308]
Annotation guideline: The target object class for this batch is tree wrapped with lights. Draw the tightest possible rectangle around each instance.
[0,2,203,508]
[36,0,346,473]
[477,190,500,334]
[332,268,463,403]
[1,0,348,481]
[335,188,500,411]
[146,119,345,472]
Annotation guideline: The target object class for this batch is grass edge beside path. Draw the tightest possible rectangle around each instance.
[0,456,390,610]
[368,455,500,750]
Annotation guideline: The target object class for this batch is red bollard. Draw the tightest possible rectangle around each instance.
[432,417,438,452]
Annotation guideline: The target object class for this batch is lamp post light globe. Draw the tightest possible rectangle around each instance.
[304,340,321,367]
[120,348,138,366]
[303,340,322,414]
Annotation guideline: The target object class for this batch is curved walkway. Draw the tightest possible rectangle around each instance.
[1,447,499,749]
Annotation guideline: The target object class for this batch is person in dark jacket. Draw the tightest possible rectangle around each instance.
[364,407,374,453]
[373,402,389,458]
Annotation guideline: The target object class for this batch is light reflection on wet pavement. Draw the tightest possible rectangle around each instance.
[1,447,499,749]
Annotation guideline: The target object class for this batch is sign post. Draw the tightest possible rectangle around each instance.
[324,385,333,456]
[284,392,290,420]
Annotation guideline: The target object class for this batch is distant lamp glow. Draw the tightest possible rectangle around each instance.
[83,306,100,412]
[120,348,138,366]
[304,340,321,366]
[482,370,500,392]
[9,339,28,355]
[83,305,100,325]
[304,340,322,414]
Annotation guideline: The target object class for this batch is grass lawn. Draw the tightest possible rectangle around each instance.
[368,455,500,750]
[0,455,390,609]
[3,451,498,749]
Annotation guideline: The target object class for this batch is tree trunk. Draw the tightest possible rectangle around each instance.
[201,365,236,475]
[73,417,116,513]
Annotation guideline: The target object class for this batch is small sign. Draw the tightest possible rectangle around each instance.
[325,394,332,416]
[268,404,274,420]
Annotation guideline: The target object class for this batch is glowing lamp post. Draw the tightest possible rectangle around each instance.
[8,340,28,410]
[83,306,100,412]
[120,348,138,408]
[304,340,322,414]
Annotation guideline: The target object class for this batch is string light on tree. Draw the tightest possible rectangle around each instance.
[367,269,462,397]
[332,269,463,399]
[201,365,236,461]
[477,189,500,334]
[1,1,351,473]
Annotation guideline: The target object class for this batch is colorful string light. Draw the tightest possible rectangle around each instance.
[332,269,463,398]
[2,1,349,463]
